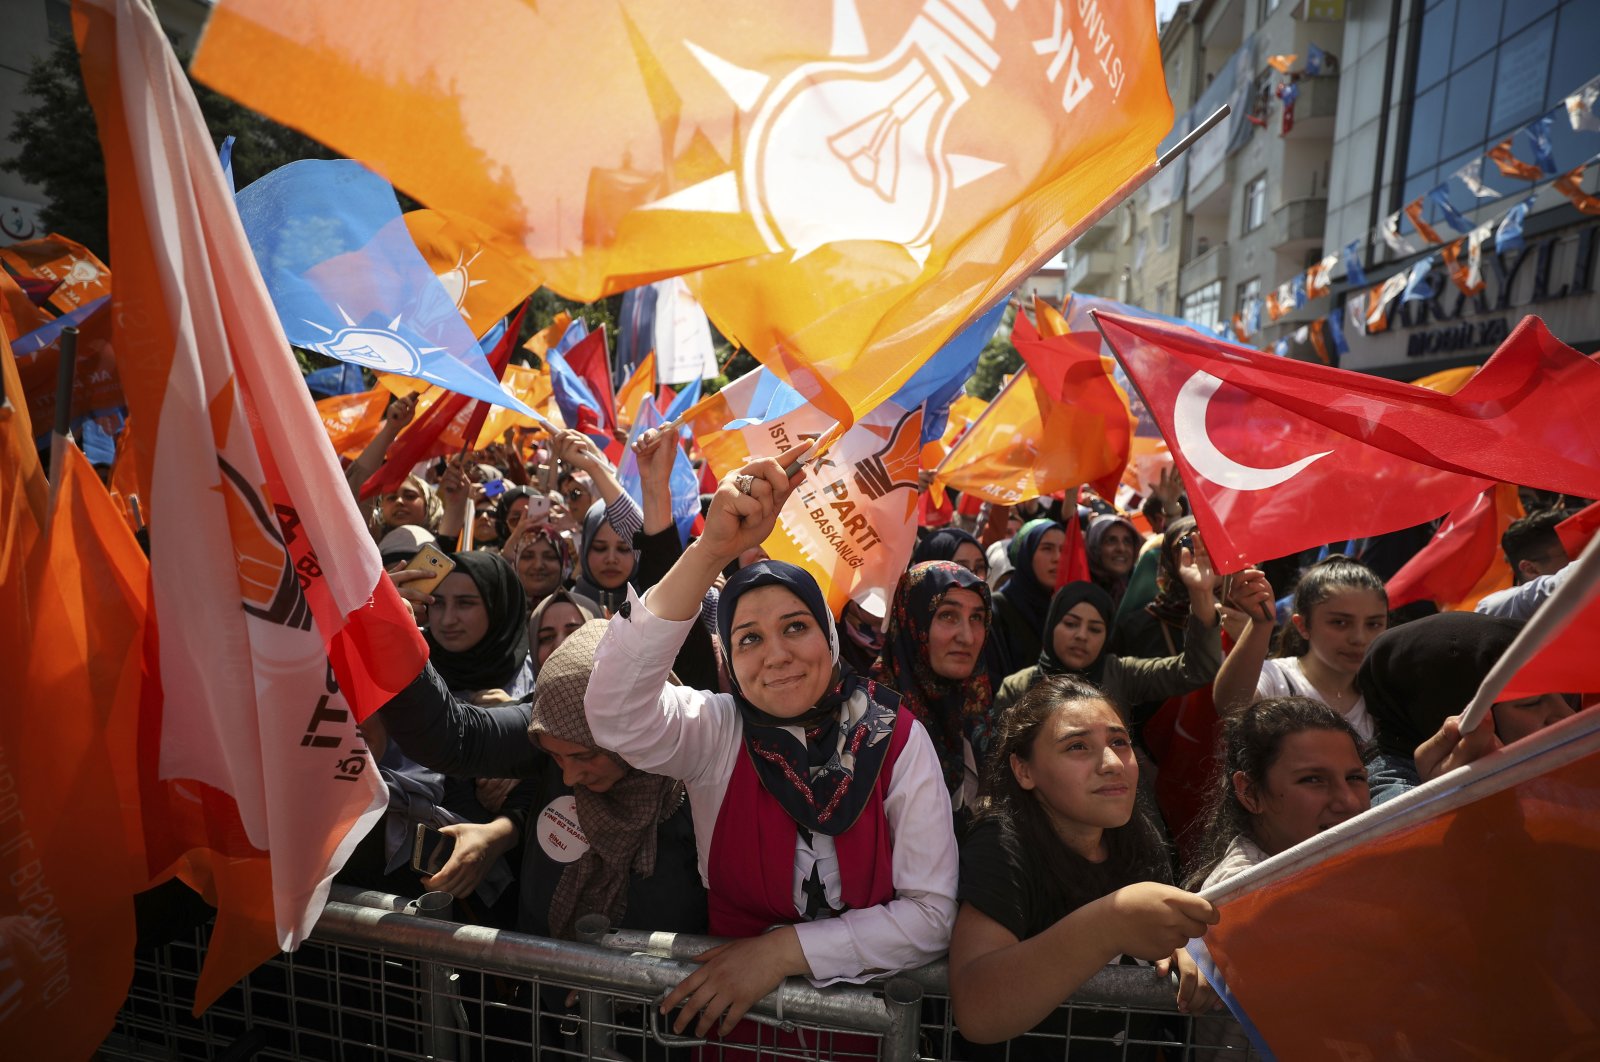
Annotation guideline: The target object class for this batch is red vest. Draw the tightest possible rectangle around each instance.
[705,707,914,938]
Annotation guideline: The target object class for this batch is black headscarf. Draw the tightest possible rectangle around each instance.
[493,485,536,543]
[912,527,983,567]
[994,519,1062,633]
[1037,581,1116,686]
[571,499,638,614]
[716,560,900,836]
[1357,612,1523,760]
[873,561,994,795]
[425,551,529,693]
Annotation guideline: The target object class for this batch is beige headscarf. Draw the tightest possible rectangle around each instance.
[530,620,684,940]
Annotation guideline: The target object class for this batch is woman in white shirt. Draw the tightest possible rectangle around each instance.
[1211,556,1388,741]
[583,449,958,1042]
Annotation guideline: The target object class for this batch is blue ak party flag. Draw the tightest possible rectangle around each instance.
[235,159,531,413]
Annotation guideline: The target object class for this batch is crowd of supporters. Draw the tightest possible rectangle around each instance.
[323,402,1588,1053]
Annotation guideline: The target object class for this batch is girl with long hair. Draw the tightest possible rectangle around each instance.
[1211,555,1388,740]
[950,675,1219,1048]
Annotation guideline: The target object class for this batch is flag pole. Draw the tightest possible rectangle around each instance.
[1458,528,1600,733]
[46,325,81,512]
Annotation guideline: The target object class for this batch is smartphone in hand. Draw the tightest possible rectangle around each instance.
[402,542,456,596]
[411,823,456,876]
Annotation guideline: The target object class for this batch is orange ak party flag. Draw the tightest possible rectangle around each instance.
[404,208,539,337]
[193,0,1173,428]
[77,0,428,1012]
[615,350,657,432]
[1384,483,1523,612]
[0,269,55,342]
[315,387,390,458]
[0,232,112,313]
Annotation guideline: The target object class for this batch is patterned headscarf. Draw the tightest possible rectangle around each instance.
[874,561,994,795]
[572,500,638,613]
[1086,513,1140,607]
[530,620,684,940]
[716,561,901,836]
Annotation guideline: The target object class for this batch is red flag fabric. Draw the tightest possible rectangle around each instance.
[1199,708,1600,1056]
[460,299,530,445]
[564,325,616,436]
[1096,312,1600,571]
[1052,510,1091,589]
[1557,500,1600,558]
[78,0,428,1010]
[1385,484,1523,611]
[1095,314,1486,572]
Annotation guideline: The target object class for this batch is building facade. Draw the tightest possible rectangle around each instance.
[1054,0,1600,380]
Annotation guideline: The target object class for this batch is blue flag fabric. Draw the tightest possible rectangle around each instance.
[1273,338,1290,358]
[617,398,701,547]
[1496,196,1537,254]
[1402,256,1437,303]
[614,282,659,387]
[722,369,809,430]
[1525,116,1558,176]
[662,376,702,440]
[219,134,236,195]
[887,300,1006,444]
[1245,297,1263,335]
[1305,43,1326,77]
[551,317,589,359]
[303,362,367,397]
[546,346,606,441]
[1290,275,1308,309]
[234,159,531,413]
[1326,309,1348,360]
[12,295,111,356]
[1428,185,1473,234]
[1343,240,1367,286]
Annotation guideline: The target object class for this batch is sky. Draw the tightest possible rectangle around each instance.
[1156,0,1183,28]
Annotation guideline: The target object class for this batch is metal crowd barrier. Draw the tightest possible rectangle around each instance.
[101,886,1259,1061]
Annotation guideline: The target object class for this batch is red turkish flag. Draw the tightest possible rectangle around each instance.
[1096,312,1600,572]
[1094,313,1484,571]
[1557,500,1600,559]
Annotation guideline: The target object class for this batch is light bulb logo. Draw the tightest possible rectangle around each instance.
[650,0,1007,264]
[853,406,924,500]
[304,306,444,375]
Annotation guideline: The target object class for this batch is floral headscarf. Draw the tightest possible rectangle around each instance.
[874,561,994,795]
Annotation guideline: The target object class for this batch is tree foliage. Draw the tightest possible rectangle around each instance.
[3,35,337,261]
[966,303,1020,400]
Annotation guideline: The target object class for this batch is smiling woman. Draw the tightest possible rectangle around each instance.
[583,450,958,1047]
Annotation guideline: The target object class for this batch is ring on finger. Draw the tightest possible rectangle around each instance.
[734,474,756,495]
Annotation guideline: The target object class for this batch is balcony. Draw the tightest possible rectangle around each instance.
[1065,250,1117,290]
[1284,74,1339,140]
[1178,241,1229,296]
[1268,197,1327,252]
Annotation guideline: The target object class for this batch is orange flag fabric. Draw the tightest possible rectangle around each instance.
[1553,163,1600,215]
[3,441,149,1059]
[1198,708,1600,1057]
[1438,237,1486,296]
[404,208,539,336]
[1410,363,1479,395]
[1265,53,1297,73]
[316,387,390,457]
[78,0,427,1011]
[193,0,1173,428]
[0,269,55,342]
[0,233,112,313]
[1385,483,1523,611]
[11,300,123,429]
[615,350,656,432]
[1488,137,1546,181]
[1401,197,1441,246]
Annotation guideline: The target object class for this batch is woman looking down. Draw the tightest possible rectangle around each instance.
[583,452,958,1041]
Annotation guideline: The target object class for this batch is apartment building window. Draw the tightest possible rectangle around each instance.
[1156,209,1172,250]
[1155,283,1171,313]
[1180,281,1223,333]
[1236,277,1261,315]
[1404,0,1598,215]
[1243,176,1267,234]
